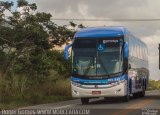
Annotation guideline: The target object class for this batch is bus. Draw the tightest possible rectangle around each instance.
[64,26,149,104]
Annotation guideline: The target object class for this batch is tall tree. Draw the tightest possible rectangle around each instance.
[0,0,81,78]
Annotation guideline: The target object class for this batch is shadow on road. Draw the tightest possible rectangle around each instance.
[144,95,160,100]
[80,94,160,105]
[89,97,126,105]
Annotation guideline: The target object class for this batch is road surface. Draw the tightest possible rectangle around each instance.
[1,90,160,115]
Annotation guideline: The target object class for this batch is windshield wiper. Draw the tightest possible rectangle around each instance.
[84,60,94,76]
[95,71,123,78]
[98,55,110,77]
[108,71,123,77]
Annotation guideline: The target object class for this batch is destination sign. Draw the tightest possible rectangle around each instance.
[103,40,119,44]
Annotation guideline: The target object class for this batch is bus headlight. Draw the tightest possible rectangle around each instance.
[72,90,79,95]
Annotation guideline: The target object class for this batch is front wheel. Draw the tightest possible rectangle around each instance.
[139,89,145,97]
[123,95,130,102]
[133,93,139,98]
[81,98,89,104]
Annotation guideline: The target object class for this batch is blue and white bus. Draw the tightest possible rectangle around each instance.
[64,26,149,104]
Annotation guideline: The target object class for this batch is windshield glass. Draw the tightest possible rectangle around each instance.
[97,48,122,76]
[72,48,96,76]
[72,38,123,78]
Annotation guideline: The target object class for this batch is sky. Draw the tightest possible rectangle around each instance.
[3,0,160,80]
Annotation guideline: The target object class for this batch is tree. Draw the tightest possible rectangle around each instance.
[0,0,82,78]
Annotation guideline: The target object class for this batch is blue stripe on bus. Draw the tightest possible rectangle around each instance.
[71,74,127,84]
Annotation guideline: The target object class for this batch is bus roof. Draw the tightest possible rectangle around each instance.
[74,26,128,38]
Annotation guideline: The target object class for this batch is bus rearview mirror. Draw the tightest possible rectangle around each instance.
[64,44,72,60]
[124,42,129,59]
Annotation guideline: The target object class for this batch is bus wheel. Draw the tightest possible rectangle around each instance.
[140,89,145,97]
[123,95,130,102]
[81,98,89,104]
[133,93,138,98]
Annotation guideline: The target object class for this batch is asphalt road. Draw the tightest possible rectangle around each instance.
[1,90,159,115]
[12,90,159,115]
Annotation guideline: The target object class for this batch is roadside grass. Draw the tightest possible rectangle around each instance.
[0,73,72,110]
[0,96,72,110]
[2,75,159,109]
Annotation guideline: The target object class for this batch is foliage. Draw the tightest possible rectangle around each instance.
[0,0,85,107]
[0,0,82,78]
[148,80,160,90]
[0,74,71,109]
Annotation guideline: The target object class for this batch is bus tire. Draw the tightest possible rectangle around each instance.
[140,89,145,97]
[123,95,130,102]
[81,98,89,104]
[144,79,147,90]
[133,93,138,98]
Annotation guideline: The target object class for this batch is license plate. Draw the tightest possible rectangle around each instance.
[92,91,101,95]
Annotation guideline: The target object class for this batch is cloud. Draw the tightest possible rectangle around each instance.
[30,0,160,80]
[142,31,160,80]
[30,0,160,36]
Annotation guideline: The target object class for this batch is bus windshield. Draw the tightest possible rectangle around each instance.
[72,38,123,78]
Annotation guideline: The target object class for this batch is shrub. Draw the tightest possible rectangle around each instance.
[0,72,71,106]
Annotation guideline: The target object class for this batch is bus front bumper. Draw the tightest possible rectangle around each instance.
[71,81,128,98]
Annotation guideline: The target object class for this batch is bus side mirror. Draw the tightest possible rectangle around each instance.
[64,44,72,60]
[124,42,129,59]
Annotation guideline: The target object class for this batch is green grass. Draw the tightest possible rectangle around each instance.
[0,73,72,110]
[0,96,72,110]
[1,76,159,109]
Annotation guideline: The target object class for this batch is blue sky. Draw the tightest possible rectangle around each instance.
[3,0,17,11]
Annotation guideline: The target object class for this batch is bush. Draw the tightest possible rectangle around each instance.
[0,75,28,103]
[149,80,160,90]
[147,87,153,91]
[0,71,71,107]
[52,79,71,96]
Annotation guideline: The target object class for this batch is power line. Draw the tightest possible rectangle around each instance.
[3,15,160,22]
[4,15,160,22]
[51,18,160,22]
